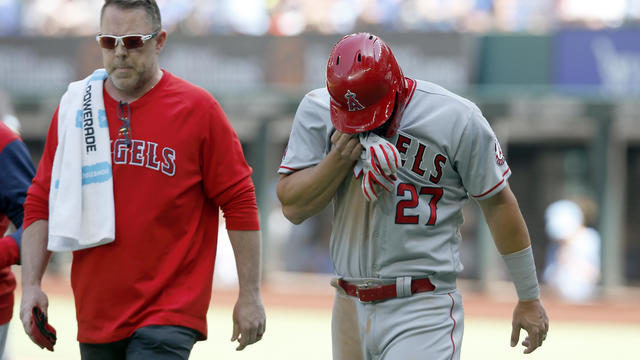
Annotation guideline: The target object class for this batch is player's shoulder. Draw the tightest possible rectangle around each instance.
[413,79,480,115]
[163,71,219,104]
[0,121,20,151]
[291,87,332,129]
[299,87,330,111]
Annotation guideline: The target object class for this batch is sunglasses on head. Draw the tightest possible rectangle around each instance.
[96,31,159,50]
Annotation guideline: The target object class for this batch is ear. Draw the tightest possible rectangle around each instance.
[154,29,167,53]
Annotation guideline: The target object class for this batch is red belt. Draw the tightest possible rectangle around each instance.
[338,278,435,303]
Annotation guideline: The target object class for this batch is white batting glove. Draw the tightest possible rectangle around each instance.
[360,132,401,178]
[361,167,396,201]
[354,133,400,201]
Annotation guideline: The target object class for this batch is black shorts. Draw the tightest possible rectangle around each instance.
[79,325,199,360]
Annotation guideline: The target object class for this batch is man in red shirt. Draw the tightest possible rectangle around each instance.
[0,121,35,357]
[20,0,265,358]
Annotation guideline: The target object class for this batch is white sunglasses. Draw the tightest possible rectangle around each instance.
[96,31,158,50]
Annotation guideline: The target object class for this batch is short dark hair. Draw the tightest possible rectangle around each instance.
[101,0,162,31]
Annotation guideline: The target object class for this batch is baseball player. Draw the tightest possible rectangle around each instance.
[277,33,548,359]
[0,120,36,356]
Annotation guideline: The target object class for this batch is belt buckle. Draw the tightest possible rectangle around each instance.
[355,281,383,303]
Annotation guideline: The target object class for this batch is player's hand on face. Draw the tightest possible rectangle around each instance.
[20,285,50,347]
[331,130,363,161]
[510,298,549,354]
[231,296,266,351]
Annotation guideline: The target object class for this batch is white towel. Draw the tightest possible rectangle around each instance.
[48,69,115,251]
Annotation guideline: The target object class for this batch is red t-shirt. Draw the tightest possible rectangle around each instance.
[24,70,260,343]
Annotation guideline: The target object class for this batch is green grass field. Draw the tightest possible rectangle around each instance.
[5,293,639,360]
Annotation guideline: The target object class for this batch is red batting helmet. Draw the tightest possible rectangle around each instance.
[327,33,405,134]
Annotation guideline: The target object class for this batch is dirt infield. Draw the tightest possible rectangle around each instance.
[32,270,640,325]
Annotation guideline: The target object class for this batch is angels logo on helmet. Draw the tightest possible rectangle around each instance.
[345,90,365,112]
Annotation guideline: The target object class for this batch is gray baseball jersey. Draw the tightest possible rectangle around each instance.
[279,79,511,291]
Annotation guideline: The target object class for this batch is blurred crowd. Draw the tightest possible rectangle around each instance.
[1,0,640,37]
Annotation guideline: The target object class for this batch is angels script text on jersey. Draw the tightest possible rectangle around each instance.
[111,139,176,176]
[394,132,446,185]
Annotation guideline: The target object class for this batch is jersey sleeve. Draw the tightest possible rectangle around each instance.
[453,106,511,200]
[279,89,333,174]
[0,136,36,228]
[23,108,59,228]
[200,98,259,231]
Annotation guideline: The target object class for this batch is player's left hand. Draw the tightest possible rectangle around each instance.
[356,133,400,201]
[359,132,400,177]
[510,298,549,354]
[231,295,266,351]
[361,167,395,201]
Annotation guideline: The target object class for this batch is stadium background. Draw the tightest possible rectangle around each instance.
[1,0,639,358]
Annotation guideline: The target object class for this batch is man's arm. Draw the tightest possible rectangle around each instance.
[227,230,265,351]
[19,219,52,346]
[477,184,531,254]
[276,131,362,224]
[477,184,549,354]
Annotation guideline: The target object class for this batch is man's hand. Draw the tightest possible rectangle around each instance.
[510,298,549,354]
[231,295,266,351]
[20,285,50,348]
[359,132,400,178]
[331,131,363,162]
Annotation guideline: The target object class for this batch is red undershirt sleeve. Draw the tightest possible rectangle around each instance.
[200,99,259,231]
[217,176,259,231]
